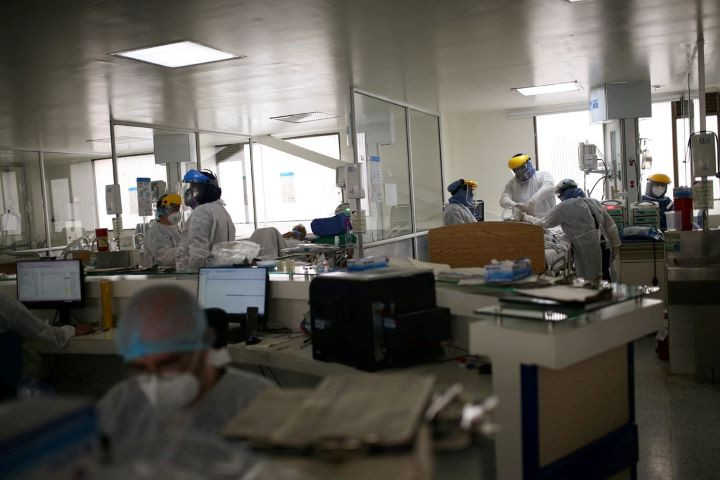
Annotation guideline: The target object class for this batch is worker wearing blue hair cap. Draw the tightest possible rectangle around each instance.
[97,285,272,461]
[521,179,621,281]
[444,179,478,225]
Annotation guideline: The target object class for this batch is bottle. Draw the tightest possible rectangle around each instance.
[673,187,693,231]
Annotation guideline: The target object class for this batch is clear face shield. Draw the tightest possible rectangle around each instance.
[512,160,535,183]
[183,184,202,210]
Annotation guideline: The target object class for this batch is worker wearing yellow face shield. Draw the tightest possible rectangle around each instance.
[444,179,478,225]
[500,153,556,217]
[144,193,182,267]
[641,173,673,230]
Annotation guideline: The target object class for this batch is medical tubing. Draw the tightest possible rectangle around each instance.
[588,175,607,197]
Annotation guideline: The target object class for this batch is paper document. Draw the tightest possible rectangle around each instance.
[223,372,435,449]
[389,258,451,275]
[515,285,607,303]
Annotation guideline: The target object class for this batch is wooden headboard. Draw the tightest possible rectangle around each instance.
[428,221,545,273]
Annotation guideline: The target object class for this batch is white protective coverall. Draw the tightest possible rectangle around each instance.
[500,171,557,217]
[144,220,181,267]
[176,200,236,271]
[443,202,477,225]
[0,294,74,347]
[98,367,272,463]
[525,197,621,280]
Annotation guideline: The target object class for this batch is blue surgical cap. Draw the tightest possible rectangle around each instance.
[447,179,466,194]
[560,187,586,201]
[116,285,209,362]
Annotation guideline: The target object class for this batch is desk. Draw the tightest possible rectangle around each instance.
[30,277,663,480]
[36,331,493,401]
[466,294,663,480]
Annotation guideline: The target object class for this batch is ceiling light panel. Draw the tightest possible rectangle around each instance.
[513,82,581,96]
[271,112,337,123]
[112,41,240,68]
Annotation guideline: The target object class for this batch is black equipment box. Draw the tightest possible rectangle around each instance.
[309,269,451,371]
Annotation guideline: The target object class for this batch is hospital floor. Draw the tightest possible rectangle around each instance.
[634,336,720,480]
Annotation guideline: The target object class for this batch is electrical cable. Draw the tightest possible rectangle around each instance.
[267,367,281,387]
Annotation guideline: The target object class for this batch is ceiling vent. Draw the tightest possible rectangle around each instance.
[271,112,337,123]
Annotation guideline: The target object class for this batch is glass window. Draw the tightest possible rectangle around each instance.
[217,144,255,238]
[639,102,675,188]
[409,109,444,231]
[536,110,605,199]
[43,153,98,247]
[93,154,167,229]
[354,93,412,241]
[0,150,47,252]
[252,134,342,235]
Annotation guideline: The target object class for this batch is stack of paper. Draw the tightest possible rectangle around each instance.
[223,373,435,450]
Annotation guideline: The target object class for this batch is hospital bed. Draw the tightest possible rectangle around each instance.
[428,221,571,275]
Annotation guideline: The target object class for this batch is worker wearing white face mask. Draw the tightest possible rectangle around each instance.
[97,285,272,461]
[143,193,182,267]
[175,169,236,271]
[500,153,556,217]
[641,173,673,230]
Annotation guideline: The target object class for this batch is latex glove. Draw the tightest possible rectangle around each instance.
[518,203,532,214]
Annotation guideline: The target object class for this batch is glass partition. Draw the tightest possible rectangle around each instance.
[42,152,99,247]
[252,134,342,236]
[408,109,444,231]
[0,150,47,252]
[354,93,413,242]
[197,132,254,238]
[94,124,167,231]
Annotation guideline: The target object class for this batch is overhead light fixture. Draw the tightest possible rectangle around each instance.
[565,0,588,3]
[111,40,241,68]
[513,81,581,96]
[271,112,337,123]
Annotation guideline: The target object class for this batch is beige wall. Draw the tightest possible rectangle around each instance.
[442,111,535,221]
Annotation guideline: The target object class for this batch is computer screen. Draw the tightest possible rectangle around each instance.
[197,267,268,317]
[16,260,84,305]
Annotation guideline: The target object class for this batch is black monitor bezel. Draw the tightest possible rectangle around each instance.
[197,265,269,324]
[16,259,86,310]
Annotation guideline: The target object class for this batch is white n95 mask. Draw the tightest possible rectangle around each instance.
[136,372,200,412]
[651,186,666,198]
[167,212,182,225]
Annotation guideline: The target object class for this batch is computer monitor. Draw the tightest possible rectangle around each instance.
[197,267,269,324]
[16,260,85,324]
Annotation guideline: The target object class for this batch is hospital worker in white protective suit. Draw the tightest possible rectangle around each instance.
[443,178,478,225]
[500,153,556,217]
[176,169,235,271]
[522,179,621,281]
[97,285,272,465]
[0,294,97,399]
[144,193,182,267]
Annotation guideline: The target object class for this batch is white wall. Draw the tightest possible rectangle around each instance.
[442,111,535,220]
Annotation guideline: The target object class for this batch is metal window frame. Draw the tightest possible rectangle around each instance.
[351,88,444,259]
